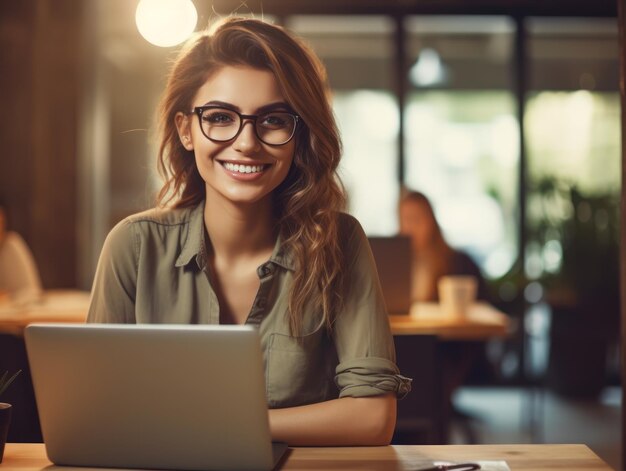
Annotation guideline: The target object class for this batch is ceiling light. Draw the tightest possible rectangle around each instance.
[409,48,448,87]
[135,0,198,48]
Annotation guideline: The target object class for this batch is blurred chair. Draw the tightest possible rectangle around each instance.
[392,334,444,444]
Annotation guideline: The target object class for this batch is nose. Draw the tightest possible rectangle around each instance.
[233,119,261,154]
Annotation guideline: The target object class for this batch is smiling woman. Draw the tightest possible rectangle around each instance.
[87,17,411,446]
[174,66,297,208]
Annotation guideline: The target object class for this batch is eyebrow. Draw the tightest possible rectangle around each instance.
[200,100,292,114]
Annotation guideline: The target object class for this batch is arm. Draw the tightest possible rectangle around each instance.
[269,393,396,446]
[87,220,138,323]
[267,216,410,446]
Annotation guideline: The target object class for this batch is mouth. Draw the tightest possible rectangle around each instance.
[219,161,271,175]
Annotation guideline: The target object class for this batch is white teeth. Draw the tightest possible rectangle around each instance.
[223,162,265,174]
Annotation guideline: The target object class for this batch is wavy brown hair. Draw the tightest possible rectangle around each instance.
[156,17,346,335]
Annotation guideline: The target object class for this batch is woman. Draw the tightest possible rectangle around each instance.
[88,17,410,446]
[399,190,492,441]
[0,202,43,304]
[398,190,489,302]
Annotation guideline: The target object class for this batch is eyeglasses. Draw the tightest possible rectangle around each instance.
[189,105,300,146]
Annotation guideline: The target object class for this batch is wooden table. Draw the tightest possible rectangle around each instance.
[0,289,90,335]
[0,296,509,341]
[389,302,510,340]
[0,296,508,444]
[1,443,613,470]
[389,302,510,444]
[0,290,91,442]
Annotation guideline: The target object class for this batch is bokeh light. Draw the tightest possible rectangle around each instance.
[135,0,197,48]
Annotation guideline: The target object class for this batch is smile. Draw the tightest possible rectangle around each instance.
[221,162,269,174]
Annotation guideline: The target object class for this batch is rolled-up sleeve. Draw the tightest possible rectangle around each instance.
[335,357,411,399]
[332,216,412,399]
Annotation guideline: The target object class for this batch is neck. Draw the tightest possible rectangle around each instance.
[203,191,276,261]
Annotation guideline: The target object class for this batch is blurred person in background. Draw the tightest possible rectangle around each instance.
[398,190,489,303]
[399,189,493,442]
[0,200,43,304]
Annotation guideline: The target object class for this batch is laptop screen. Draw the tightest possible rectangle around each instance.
[25,323,285,471]
[367,236,413,315]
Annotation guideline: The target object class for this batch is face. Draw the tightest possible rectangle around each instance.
[399,199,435,252]
[176,66,296,208]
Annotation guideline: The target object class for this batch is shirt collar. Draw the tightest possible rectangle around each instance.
[269,232,296,272]
[174,199,296,272]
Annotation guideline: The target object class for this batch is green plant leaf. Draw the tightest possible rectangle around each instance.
[0,370,21,399]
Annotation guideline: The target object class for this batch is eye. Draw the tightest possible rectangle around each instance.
[259,112,291,129]
[201,108,237,126]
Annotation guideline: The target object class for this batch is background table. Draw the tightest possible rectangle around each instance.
[389,302,510,339]
[0,290,90,442]
[0,296,509,444]
[0,289,90,335]
[1,443,613,470]
[390,302,510,444]
[0,296,509,339]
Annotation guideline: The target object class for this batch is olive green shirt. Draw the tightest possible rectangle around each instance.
[87,202,411,408]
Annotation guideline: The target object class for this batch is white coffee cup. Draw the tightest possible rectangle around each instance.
[438,275,478,318]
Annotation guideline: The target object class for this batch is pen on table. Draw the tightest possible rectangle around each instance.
[416,463,481,471]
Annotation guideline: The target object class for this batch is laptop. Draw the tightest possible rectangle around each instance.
[367,236,413,315]
[25,323,288,471]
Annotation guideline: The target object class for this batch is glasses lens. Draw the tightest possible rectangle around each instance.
[199,107,240,141]
[256,112,296,145]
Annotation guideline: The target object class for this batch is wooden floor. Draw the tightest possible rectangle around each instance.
[450,386,621,470]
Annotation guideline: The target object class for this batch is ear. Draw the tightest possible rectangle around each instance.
[175,112,194,151]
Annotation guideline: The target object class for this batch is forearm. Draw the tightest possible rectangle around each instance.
[269,394,396,446]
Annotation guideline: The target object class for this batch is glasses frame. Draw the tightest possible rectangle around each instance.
[189,105,300,146]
